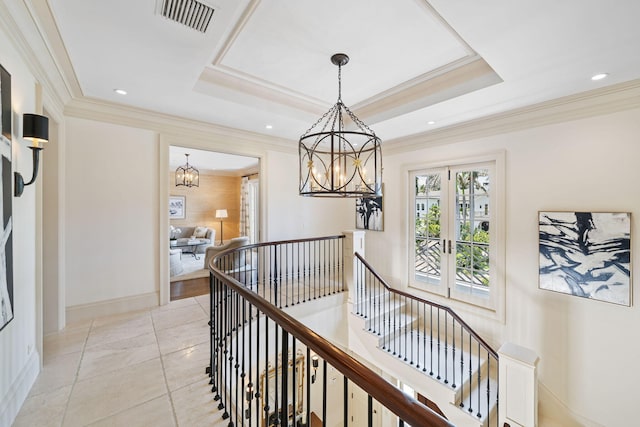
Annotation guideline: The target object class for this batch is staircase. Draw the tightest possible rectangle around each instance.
[353,255,499,427]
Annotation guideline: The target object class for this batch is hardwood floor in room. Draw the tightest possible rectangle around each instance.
[170,277,209,300]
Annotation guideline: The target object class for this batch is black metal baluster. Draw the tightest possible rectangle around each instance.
[409,298,414,365]
[322,360,327,426]
[392,293,397,355]
[422,303,426,372]
[367,394,373,427]
[477,341,482,418]
[459,328,464,409]
[468,331,473,413]
[452,319,456,389]
[281,329,289,426]
[285,243,289,307]
[274,325,280,426]
[306,347,311,427]
[247,301,253,426]
[486,352,491,425]
[323,238,327,297]
[444,311,448,384]
[240,294,246,427]
[377,276,381,336]
[312,242,318,299]
[343,377,348,427]
[234,291,240,425]
[429,305,433,376]
[264,315,270,421]
[297,242,301,305]
[403,296,407,361]
[302,241,307,303]
[255,308,261,427]
[436,308,441,380]
[292,339,297,427]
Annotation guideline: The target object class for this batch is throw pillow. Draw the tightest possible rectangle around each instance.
[194,226,208,238]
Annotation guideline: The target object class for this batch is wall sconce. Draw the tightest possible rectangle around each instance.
[311,356,319,384]
[14,113,48,197]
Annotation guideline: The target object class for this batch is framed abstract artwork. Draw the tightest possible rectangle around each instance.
[169,195,185,219]
[356,187,383,231]
[539,211,631,306]
[0,63,13,331]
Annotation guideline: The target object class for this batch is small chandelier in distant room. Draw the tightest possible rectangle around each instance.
[299,53,382,197]
[175,153,199,187]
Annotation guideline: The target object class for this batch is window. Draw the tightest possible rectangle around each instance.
[410,155,504,314]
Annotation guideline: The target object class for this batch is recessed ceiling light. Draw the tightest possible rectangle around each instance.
[427,121,436,125]
[265,125,273,129]
[591,73,608,81]
[114,89,127,95]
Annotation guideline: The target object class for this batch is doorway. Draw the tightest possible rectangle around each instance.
[167,146,260,300]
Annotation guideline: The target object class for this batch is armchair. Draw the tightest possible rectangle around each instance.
[204,236,250,271]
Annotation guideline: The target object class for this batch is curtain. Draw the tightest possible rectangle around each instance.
[240,176,250,240]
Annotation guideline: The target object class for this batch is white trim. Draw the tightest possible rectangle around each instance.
[406,151,506,323]
[65,98,295,154]
[0,350,40,427]
[386,79,640,154]
[159,136,170,306]
[65,292,159,324]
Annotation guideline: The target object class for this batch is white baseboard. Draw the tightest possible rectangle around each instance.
[0,350,40,427]
[66,292,159,324]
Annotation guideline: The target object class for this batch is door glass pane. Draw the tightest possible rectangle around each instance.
[414,173,442,285]
[454,169,490,297]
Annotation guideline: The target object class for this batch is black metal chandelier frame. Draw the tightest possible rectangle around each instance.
[175,153,199,188]
[299,53,382,198]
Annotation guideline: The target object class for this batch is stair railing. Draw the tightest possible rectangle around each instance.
[354,252,499,426]
[208,236,453,427]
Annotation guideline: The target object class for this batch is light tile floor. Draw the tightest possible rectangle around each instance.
[13,295,228,427]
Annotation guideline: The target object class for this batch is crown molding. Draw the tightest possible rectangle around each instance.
[0,0,74,116]
[64,97,296,154]
[354,57,501,125]
[385,78,640,155]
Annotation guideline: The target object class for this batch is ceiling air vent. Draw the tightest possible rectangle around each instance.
[157,0,214,33]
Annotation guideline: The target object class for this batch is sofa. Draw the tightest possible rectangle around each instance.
[204,236,250,271]
[170,226,215,254]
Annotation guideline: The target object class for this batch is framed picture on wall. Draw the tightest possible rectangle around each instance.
[355,186,383,231]
[539,211,631,306]
[0,63,14,332]
[169,195,185,219]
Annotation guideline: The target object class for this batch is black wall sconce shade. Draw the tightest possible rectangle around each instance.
[14,113,49,197]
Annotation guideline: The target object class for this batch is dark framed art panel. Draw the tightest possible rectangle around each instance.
[539,211,631,306]
[356,186,383,231]
[0,63,13,331]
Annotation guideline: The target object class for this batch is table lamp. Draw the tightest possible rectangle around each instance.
[215,209,228,245]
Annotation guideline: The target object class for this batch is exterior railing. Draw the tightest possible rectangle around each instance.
[354,252,499,426]
[207,235,452,427]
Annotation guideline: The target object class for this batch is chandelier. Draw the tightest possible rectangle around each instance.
[175,153,199,187]
[299,53,382,197]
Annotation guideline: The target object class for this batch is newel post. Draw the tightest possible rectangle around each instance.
[498,342,540,427]
[342,230,365,304]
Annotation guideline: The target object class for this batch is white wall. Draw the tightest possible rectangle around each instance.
[264,150,352,241]
[0,22,41,427]
[65,118,159,307]
[369,107,640,426]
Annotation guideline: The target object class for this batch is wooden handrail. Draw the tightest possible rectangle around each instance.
[355,252,499,360]
[207,234,345,271]
[210,259,454,427]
